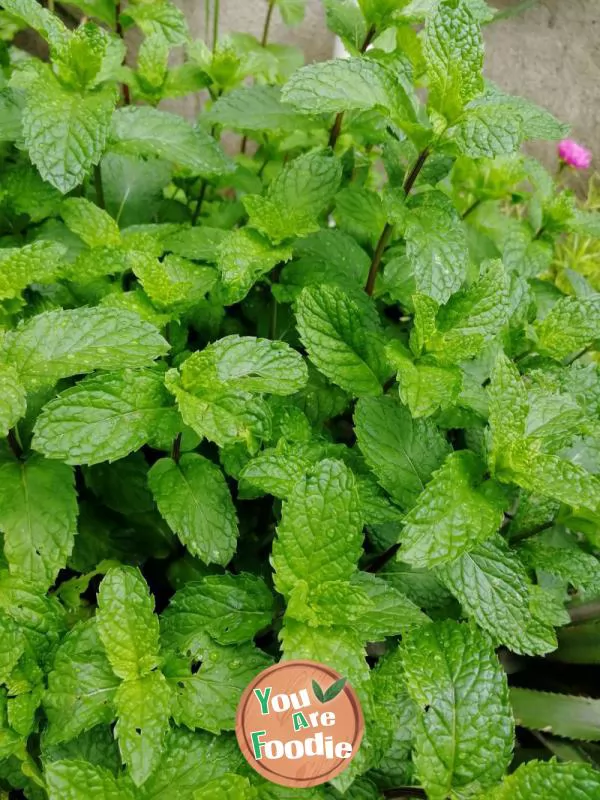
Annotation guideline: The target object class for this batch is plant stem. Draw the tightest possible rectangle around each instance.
[115,2,131,105]
[462,197,481,219]
[171,433,182,464]
[191,180,208,224]
[93,163,105,209]
[212,0,220,52]
[365,146,430,295]
[261,0,276,47]
[328,24,376,149]
[508,520,554,543]
[566,344,593,366]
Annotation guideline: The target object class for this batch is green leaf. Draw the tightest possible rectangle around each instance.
[96,567,161,681]
[0,365,26,438]
[510,688,600,742]
[437,536,559,655]
[114,671,171,787]
[0,612,25,686]
[323,0,368,54]
[166,373,272,452]
[425,262,511,362]
[244,152,342,244]
[121,0,189,45]
[2,0,67,44]
[350,572,429,638]
[169,640,271,734]
[45,759,133,800]
[0,241,67,301]
[148,454,238,567]
[402,620,513,800]
[61,198,121,248]
[488,759,600,800]
[3,307,169,391]
[132,254,217,311]
[32,369,179,466]
[161,572,274,652]
[535,295,600,360]
[391,350,462,419]
[518,534,600,593]
[15,62,117,193]
[0,454,77,590]
[282,57,417,131]
[216,229,292,304]
[178,335,307,396]
[136,728,244,800]
[487,353,529,467]
[272,459,363,598]
[110,107,233,178]
[205,85,303,133]
[354,396,451,509]
[400,451,506,568]
[44,619,119,745]
[193,775,251,800]
[295,284,388,397]
[423,0,484,121]
[402,202,470,304]
[276,0,306,26]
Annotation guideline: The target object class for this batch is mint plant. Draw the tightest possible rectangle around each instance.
[0,0,599,797]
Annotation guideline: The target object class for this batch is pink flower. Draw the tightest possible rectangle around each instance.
[558,139,592,170]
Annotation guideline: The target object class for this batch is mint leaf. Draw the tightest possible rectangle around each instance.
[489,760,600,800]
[535,295,600,361]
[44,619,119,745]
[354,396,451,508]
[148,454,238,566]
[161,573,274,652]
[206,85,304,133]
[0,365,26,438]
[169,640,271,734]
[244,152,342,244]
[0,454,77,590]
[272,459,363,597]
[60,198,121,248]
[178,335,307,396]
[423,0,484,121]
[114,671,171,787]
[391,350,462,418]
[15,62,116,192]
[216,229,292,304]
[0,240,67,300]
[296,284,389,397]
[32,369,179,466]
[45,759,133,800]
[3,308,169,391]
[282,57,417,130]
[402,620,513,799]
[96,567,160,681]
[110,106,233,178]
[400,451,507,567]
[437,537,559,655]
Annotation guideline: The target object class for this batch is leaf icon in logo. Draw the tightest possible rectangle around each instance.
[312,677,347,703]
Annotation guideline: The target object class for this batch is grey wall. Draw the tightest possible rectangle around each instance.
[173,0,600,176]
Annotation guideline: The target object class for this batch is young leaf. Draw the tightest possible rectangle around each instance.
[0,240,67,301]
[0,365,26,438]
[402,620,514,800]
[114,671,171,787]
[0,454,77,590]
[96,567,161,680]
[14,63,117,193]
[295,284,389,397]
[400,451,507,568]
[535,295,600,361]
[423,0,484,121]
[244,151,342,244]
[148,453,239,567]
[272,459,363,598]
[354,395,451,509]
[3,307,169,390]
[32,369,180,466]
[216,229,292,305]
